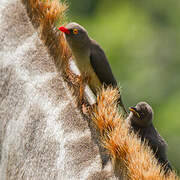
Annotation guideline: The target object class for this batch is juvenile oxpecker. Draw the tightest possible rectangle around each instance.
[128,102,172,174]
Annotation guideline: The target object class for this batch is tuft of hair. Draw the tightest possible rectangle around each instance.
[21,0,72,76]
[92,86,122,135]
[21,0,86,104]
[92,87,178,180]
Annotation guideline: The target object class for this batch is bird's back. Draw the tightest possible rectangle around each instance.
[133,124,167,156]
[132,123,172,173]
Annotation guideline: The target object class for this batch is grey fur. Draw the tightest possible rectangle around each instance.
[128,102,172,174]
[0,2,120,179]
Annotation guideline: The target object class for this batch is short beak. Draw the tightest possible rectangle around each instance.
[129,107,140,118]
[58,26,70,35]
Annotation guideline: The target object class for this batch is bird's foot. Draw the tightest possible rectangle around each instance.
[65,67,91,105]
[64,63,81,85]
[82,102,97,115]
[82,103,91,115]
[77,74,91,105]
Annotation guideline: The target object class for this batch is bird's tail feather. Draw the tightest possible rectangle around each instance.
[117,96,128,116]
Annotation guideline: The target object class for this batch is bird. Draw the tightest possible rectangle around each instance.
[128,101,172,174]
[58,22,127,114]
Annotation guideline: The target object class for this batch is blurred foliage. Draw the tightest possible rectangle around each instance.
[66,0,180,174]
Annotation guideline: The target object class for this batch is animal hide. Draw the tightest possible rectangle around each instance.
[0,0,119,179]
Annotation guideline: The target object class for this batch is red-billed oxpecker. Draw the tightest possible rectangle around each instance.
[59,22,127,114]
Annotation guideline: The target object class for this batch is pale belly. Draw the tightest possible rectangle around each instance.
[75,57,102,94]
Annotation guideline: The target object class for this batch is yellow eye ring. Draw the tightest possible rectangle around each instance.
[73,29,79,35]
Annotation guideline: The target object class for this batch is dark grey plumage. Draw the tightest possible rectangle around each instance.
[89,39,126,113]
[59,22,127,114]
[128,102,172,174]
[89,39,117,87]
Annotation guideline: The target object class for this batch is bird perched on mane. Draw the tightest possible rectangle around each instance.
[59,22,127,114]
[128,102,172,174]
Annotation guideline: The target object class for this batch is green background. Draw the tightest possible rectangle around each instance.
[65,0,180,174]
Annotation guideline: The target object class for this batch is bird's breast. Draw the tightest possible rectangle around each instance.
[74,53,102,93]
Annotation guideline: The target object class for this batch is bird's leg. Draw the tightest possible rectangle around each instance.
[67,72,85,104]
[79,75,85,104]
[65,65,92,110]
[79,73,91,104]
[64,63,86,105]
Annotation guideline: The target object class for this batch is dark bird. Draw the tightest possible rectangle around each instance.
[58,22,127,114]
[128,102,172,174]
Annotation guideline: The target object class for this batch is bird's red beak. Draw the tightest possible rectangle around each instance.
[58,26,70,35]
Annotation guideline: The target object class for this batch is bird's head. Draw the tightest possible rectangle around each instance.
[129,102,154,127]
[58,22,90,50]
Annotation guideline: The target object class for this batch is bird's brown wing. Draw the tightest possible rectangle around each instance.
[90,40,127,114]
[90,40,117,87]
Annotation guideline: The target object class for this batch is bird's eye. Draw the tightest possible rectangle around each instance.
[73,29,79,35]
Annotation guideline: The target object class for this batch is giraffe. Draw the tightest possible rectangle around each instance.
[0,0,119,179]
